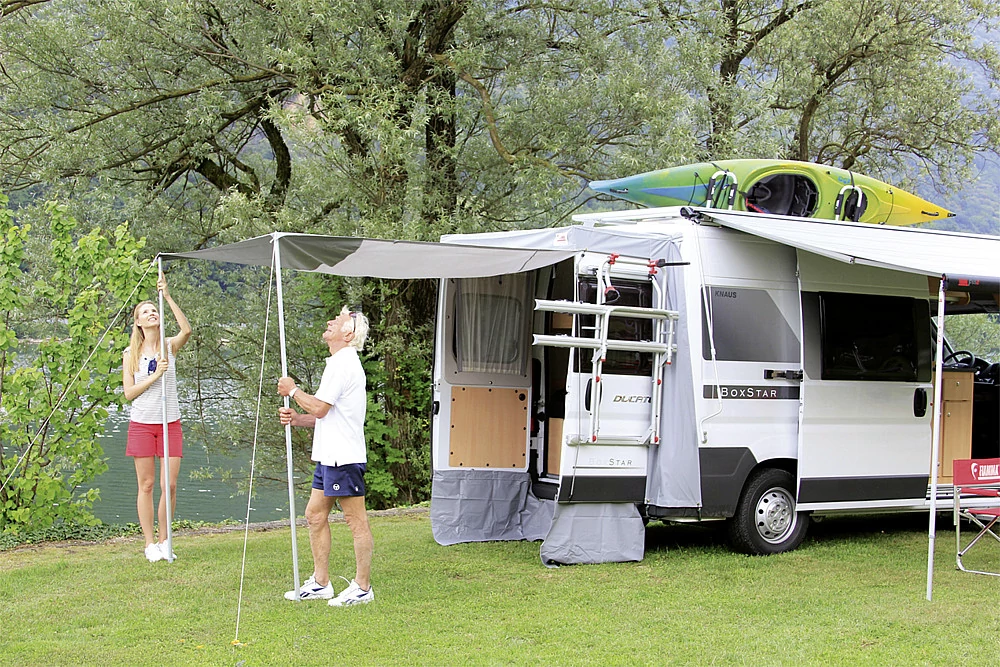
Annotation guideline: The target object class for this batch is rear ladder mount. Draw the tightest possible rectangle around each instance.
[533,253,680,447]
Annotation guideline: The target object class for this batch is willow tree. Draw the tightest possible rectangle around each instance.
[0,0,694,506]
[669,0,1000,182]
[769,0,1000,182]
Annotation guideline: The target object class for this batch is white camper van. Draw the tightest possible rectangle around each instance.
[429,207,1000,564]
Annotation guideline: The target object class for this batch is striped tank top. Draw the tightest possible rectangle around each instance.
[129,343,180,424]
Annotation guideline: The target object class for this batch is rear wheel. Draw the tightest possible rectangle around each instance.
[728,468,808,555]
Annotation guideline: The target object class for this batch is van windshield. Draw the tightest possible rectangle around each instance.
[934,313,999,382]
[936,314,999,361]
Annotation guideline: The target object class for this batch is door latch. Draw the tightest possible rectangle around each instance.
[764,369,803,381]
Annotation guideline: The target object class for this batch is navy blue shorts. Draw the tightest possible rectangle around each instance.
[312,462,367,497]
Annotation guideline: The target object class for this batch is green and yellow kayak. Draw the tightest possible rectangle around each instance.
[589,159,953,226]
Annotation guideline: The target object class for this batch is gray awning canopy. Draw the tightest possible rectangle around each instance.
[163,232,577,279]
[698,209,1000,282]
[164,213,999,298]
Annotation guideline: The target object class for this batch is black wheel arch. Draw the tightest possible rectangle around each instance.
[698,447,797,518]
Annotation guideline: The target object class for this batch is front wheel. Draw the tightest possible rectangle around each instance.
[727,468,808,555]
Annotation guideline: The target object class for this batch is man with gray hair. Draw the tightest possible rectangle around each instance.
[277,306,374,606]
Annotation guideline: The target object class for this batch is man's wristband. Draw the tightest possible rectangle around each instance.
[289,387,298,399]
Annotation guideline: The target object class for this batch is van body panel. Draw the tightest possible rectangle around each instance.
[795,252,933,511]
[691,226,802,509]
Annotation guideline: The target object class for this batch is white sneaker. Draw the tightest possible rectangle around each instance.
[157,542,176,560]
[284,575,334,601]
[144,543,164,563]
[329,579,374,607]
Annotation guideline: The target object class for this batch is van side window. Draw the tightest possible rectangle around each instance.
[701,287,799,362]
[455,274,531,375]
[574,278,653,376]
[819,292,931,382]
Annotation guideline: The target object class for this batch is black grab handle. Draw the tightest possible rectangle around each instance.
[913,388,928,418]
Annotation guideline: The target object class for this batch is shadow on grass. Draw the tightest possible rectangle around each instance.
[807,512,938,545]
[642,511,950,555]
[644,519,727,554]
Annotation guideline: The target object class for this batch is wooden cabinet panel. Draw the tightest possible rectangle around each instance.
[941,374,974,401]
[449,386,528,468]
[935,370,975,484]
[546,418,563,475]
[939,400,974,483]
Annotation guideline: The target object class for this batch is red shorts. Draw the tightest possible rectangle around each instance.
[126,421,184,458]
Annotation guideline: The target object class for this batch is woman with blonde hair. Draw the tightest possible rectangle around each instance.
[122,271,192,562]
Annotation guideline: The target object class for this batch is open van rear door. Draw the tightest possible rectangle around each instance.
[534,252,678,503]
[796,253,933,511]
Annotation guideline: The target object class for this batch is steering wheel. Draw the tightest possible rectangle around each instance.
[878,355,915,374]
[943,350,976,367]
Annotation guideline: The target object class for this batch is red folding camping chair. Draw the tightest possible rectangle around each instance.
[953,458,1000,576]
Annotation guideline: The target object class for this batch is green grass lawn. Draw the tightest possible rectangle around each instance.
[3,511,1000,666]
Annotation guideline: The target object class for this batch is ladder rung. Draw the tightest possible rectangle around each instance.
[535,299,678,321]
[566,436,652,446]
[533,334,674,354]
[537,273,680,448]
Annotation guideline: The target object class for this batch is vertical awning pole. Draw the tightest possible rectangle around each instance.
[926,275,948,600]
[273,235,301,598]
[158,255,174,562]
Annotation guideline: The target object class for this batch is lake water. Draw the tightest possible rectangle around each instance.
[84,410,309,525]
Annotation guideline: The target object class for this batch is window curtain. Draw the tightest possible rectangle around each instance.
[456,274,530,374]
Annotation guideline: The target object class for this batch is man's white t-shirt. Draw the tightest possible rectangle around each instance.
[312,346,367,466]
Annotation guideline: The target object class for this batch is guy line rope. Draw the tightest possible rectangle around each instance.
[233,254,275,645]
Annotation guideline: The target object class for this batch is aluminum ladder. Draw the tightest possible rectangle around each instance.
[532,254,680,447]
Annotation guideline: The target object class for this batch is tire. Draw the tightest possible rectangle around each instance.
[727,468,808,555]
